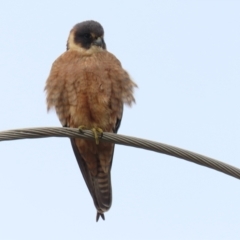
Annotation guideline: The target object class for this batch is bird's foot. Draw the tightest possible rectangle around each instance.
[91,127,103,145]
[96,211,105,222]
[78,126,103,144]
[78,125,87,133]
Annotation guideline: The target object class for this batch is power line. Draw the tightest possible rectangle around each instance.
[0,127,239,180]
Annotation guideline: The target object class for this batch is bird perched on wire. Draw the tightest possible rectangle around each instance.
[45,20,137,221]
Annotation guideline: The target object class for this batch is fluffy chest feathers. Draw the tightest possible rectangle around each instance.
[45,50,129,129]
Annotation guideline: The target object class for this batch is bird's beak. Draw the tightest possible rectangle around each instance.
[93,37,104,48]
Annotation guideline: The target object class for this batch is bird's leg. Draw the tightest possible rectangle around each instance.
[78,125,87,133]
[78,126,103,144]
[91,127,103,145]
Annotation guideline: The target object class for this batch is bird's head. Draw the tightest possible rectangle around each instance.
[67,20,106,53]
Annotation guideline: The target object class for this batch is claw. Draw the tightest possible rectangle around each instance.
[91,127,103,145]
[78,126,103,144]
[78,125,87,133]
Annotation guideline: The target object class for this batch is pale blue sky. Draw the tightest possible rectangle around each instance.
[0,1,240,239]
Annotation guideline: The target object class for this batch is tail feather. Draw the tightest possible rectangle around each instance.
[96,212,105,222]
[93,164,112,211]
[70,139,112,220]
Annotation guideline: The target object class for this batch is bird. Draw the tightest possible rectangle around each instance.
[45,20,137,221]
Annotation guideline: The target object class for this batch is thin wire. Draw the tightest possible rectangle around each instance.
[0,127,239,180]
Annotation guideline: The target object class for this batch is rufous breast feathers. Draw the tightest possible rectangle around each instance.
[45,50,137,130]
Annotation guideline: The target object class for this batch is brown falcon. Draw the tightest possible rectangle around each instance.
[45,20,137,221]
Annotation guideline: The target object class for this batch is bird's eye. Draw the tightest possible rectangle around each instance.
[83,33,91,39]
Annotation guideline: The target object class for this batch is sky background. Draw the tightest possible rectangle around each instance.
[0,0,240,239]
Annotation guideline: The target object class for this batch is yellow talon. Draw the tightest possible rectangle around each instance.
[78,125,87,133]
[78,126,103,144]
[91,127,103,145]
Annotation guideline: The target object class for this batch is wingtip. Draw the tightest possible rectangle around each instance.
[96,212,105,222]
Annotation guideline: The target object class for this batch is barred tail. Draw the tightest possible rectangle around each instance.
[93,164,112,221]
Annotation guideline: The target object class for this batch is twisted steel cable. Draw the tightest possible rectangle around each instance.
[0,127,239,180]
